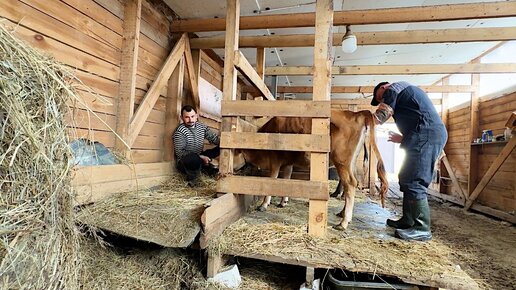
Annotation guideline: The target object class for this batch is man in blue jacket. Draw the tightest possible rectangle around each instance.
[371,81,448,241]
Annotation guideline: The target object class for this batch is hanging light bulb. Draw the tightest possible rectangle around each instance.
[341,25,357,53]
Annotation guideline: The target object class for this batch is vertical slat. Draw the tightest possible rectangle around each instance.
[309,0,333,237]
[220,0,240,176]
[467,60,480,198]
[163,57,184,162]
[116,0,142,155]
[256,47,265,79]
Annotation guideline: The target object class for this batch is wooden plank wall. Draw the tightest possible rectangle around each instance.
[0,0,173,164]
[444,92,516,213]
[476,92,516,212]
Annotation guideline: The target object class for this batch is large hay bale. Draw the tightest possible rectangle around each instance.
[0,23,80,289]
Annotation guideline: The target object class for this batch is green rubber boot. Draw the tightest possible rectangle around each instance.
[386,198,414,229]
[395,198,432,242]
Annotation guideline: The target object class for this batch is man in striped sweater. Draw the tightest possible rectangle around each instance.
[173,105,220,186]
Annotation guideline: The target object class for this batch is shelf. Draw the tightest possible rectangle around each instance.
[471,140,510,146]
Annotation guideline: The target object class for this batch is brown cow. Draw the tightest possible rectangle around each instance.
[238,110,388,230]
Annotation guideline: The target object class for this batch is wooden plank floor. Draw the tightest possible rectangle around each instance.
[211,189,479,290]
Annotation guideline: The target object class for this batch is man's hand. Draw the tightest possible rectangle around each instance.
[388,131,403,143]
[199,155,211,165]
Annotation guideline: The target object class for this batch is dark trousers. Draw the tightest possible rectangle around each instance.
[177,146,220,181]
[399,136,446,200]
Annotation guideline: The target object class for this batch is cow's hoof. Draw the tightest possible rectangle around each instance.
[335,211,343,218]
[277,203,287,208]
[257,205,267,212]
[332,224,346,231]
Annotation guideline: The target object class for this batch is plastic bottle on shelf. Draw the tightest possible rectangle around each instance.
[505,127,513,140]
[481,130,488,143]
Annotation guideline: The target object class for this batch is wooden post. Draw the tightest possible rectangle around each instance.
[115,0,142,156]
[308,0,332,237]
[207,251,223,278]
[256,47,265,80]
[163,57,184,162]
[467,62,480,199]
[439,77,449,194]
[219,0,240,177]
[208,0,240,276]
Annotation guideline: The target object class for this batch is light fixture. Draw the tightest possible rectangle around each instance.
[341,25,357,54]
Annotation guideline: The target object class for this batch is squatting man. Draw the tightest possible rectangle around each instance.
[173,105,220,187]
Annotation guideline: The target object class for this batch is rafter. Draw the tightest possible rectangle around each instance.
[265,63,516,76]
[173,1,516,32]
[190,27,516,49]
[242,85,475,94]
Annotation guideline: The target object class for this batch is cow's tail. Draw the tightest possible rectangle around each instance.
[364,111,389,208]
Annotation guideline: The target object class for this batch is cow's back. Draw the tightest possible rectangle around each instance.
[258,117,311,134]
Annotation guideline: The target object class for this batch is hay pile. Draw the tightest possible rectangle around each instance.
[80,237,211,290]
[77,174,217,247]
[210,196,478,290]
[0,24,80,289]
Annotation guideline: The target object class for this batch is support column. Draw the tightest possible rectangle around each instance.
[308,0,333,237]
[220,0,240,177]
[467,62,481,199]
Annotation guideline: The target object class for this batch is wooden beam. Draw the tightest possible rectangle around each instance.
[163,56,184,162]
[427,188,516,224]
[73,162,173,205]
[222,100,331,117]
[309,0,332,237]
[190,27,516,48]
[273,85,475,94]
[219,0,240,177]
[220,132,330,152]
[441,152,467,203]
[173,2,516,32]
[331,98,441,106]
[256,47,265,80]
[127,33,186,147]
[467,63,481,200]
[234,51,275,100]
[115,0,142,154]
[184,37,200,111]
[217,176,329,200]
[465,136,516,210]
[266,64,516,76]
[200,193,249,250]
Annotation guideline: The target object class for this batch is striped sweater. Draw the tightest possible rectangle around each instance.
[173,122,219,161]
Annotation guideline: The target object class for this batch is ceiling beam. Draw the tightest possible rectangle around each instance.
[272,85,475,94]
[244,85,473,95]
[265,63,516,76]
[331,98,441,106]
[172,2,516,32]
[190,27,516,49]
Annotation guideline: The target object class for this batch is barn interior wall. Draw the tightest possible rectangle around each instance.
[445,91,516,213]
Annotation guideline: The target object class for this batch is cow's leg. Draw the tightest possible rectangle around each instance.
[334,167,358,231]
[277,165,293,208]
[330,179,343,198]
[258,165,281,211]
